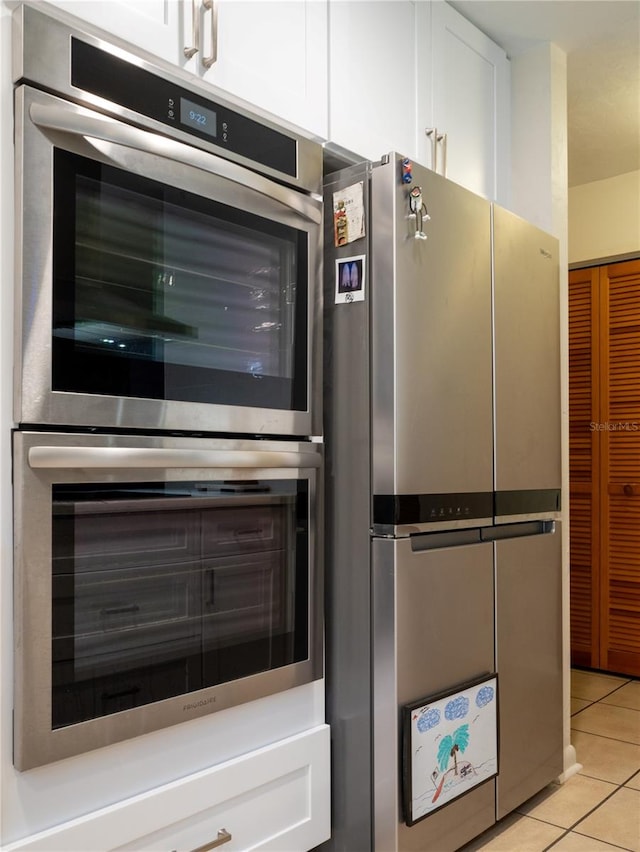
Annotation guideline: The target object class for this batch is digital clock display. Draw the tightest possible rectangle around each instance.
[180,98,218,138]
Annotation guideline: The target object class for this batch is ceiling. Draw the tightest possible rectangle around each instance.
[449,0,640,186]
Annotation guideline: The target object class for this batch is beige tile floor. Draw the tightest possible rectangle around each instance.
[462,668,640,851]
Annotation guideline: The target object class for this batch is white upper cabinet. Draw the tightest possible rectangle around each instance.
[43,1,181,60]
[327,1,510,203]
[193,0,328,138]
[43,1,328,139]
[328,0,420,162]
[420,1,510,202]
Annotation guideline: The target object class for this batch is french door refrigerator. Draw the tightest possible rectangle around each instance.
[323,154,562,851]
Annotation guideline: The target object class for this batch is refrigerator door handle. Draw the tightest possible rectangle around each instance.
[481,520,555,542]
[410,527,482,552]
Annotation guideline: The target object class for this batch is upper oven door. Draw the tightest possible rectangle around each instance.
[15,85,322,436]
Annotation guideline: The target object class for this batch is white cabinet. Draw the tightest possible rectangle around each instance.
[44,0,328,139]
[193,1,328,138]
[327,1,510,202]
[42,0,180,59]
[420,0,510,202]
[4,726,331,852]
[328,0,420,162]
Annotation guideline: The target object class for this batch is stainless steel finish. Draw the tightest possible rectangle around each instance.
[322,161,373,851]
[497,510,562,524]
[371,154,493,498]
[425,127,438,171]
[202,0,219,68]
[323,159,496,851]
[13,2,322,194]
[492,204,561,497]
[323,155,563,850]
[16,85,322,435]
[372,538,496,851]
[481,520,554,542]
[28,102,321,224]
[29,446,322,471]
[495,524,563,817]
[184,0,200,59]
[13,430,324,771]
[188,829,232,852]
[437,131,448,176]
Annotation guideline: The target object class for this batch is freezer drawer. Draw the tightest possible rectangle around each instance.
[495,524,563,818]
[372,536,496,852]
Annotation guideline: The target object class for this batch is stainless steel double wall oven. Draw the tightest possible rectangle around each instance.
[12,4,324,770]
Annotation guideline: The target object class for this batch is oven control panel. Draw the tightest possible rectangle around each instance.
[71,39,297,178]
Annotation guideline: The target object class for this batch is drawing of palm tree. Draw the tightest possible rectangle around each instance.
[437,724,470,776]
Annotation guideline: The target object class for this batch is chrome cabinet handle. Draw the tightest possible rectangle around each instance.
[184,0,201,59]
[202,0,219,68]
[29,102,322,223]
[28,446,322,470]
[190,828,232,851]
[171,829,232,852]
[425,128,438,172]
[437,131,448,177]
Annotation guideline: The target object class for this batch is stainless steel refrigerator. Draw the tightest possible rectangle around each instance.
[322,154,563,851]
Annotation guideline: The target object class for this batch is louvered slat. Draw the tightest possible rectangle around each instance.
[602,260,640,675]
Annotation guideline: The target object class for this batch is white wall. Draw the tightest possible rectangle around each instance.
[569,170,640,263]
[510,42,580,783]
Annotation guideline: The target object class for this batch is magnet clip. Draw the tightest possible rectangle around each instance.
[408,186,430,240]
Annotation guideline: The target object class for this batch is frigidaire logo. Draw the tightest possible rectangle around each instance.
[183,696,217,712]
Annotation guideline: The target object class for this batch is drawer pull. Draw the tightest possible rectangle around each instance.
[187,829,232,852]
[100,604,140,616]
[101,686,141,702]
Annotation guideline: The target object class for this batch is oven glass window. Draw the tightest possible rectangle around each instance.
[52,150,308,412]
[51,480,309,728]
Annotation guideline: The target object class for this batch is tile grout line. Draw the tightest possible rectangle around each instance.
[570,724,640,746]
[477,674,640,851]
[542,677,640,850]
[578,768,640,786]
[538,780,632,850]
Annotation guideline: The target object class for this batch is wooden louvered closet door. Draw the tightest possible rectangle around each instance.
[569,259,640,676]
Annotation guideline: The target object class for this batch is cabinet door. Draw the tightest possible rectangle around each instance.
[328,0,418,161]
[197,0,328,138]
[3,727,331,851]
[429,1,510,202]
[44,1,182,62]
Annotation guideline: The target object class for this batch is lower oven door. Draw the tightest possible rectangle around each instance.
[13,431,322,770]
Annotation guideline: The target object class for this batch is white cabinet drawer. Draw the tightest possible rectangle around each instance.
[5,726,330,852]
[119,761,312,850]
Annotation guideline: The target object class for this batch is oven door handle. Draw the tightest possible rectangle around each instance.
[28,102,322,225]
[28,446,321,471]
